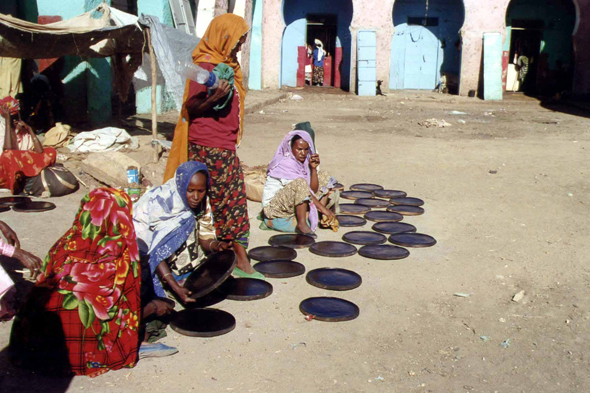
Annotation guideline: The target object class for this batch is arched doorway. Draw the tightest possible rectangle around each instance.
[504,0,576,95]
[389,0,464,93]
[281,0,353,90]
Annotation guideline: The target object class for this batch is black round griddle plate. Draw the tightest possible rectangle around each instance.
[268,234,315,249]
[221,277,273,301]
[306,268,362,291]
[254,260,305,278]
[358,244,410,260]
[249,246,297,262]
[170,308,236,337]
[342,231,387,246]
[310,241,357,257]
[386,205,424,216]
[389,233,437,248]
[300,297,360,322]
[184,250,237,299]
[0,206,10,213]
[364,211,403,222]
[372,222,417,235]
[340,203,371,215]
[12,201,56,213]
[337,214,367,227]
[389,197,424,207]
[350,183,383,192]
[0,196,31,206]
[354,198,390,208]
[340,190,373,200]
[373,190,407,199]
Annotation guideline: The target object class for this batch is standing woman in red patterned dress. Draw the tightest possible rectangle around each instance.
[164,14,260,277]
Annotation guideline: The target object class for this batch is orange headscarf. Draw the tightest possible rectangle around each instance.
[164,14,249,182]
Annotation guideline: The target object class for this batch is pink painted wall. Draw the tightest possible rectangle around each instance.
[349,0,395,93]
[459,0,590,96]
[261,0,394,92]
[261,0,283,89]
[458,0,511,96]
[261,0,590,96]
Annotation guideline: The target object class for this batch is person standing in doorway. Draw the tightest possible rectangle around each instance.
[312,39,326,86]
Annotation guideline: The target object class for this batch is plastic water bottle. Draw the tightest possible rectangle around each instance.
[176,61,219,89]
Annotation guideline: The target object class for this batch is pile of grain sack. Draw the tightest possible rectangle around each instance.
[242,164,266,202]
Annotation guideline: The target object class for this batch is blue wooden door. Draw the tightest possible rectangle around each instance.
[357,30,376,96]
[403,26,439,89]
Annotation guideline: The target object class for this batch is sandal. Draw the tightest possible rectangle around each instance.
[295,228,318,239]
[232,267,265,280]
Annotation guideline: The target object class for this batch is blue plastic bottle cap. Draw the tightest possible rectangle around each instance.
[204,72,217,88]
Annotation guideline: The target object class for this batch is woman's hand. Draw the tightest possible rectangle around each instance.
[309,154,321,169]
[210,80,231,102]
[13,249,43,279]
[0,105,9,118]
[151,299,175,316]
[320,206,336,222]
[15,121,33,135]
[218,241,232,251]
[0,221,20,248]
[210,240,232,252]
[173,285,196,304]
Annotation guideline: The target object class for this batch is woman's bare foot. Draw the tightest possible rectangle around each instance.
[296,222,313,235]
[233,243,254,274]
[295,202,314,235]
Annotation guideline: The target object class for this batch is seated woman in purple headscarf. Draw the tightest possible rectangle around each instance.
[261,131,338,237]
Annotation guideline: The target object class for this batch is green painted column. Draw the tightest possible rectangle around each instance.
[85,0,112,123]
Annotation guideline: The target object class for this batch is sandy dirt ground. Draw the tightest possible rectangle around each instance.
[0,89,589,392]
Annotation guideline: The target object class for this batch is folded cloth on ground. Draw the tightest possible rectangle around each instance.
[43,122,72,148]
[67,127,139,153]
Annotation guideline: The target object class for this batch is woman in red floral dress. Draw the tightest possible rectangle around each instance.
[10,188,142,377]
[0,96,56,194]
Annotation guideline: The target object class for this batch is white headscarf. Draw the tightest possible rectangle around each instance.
[314,39,325,62]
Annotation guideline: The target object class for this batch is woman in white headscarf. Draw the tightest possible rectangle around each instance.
[312,39,326,86]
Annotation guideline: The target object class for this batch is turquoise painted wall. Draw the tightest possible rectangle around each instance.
[505,0,575,70]
[390,0,464,90]
[17,2,37,21]
[281,18,306,87]
[23,0,114,123]
[137,0,176,114]
[248,0,263,90]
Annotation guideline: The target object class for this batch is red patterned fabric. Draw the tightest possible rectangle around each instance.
[10,188,141,377]
[0,96,20,115]
[188,144,249,247]
[0,147,57,193]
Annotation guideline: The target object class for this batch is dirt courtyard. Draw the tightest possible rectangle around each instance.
[0,90,589,392]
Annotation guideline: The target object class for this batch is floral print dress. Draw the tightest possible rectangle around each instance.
[10,188,141,377]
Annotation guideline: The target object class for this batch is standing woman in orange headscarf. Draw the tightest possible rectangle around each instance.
[164,14,259,276]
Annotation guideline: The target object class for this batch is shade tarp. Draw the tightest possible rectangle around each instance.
[134,15,199,110]
[0,4,143,59]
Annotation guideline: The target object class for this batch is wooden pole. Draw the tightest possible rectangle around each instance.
[146,28,160,162]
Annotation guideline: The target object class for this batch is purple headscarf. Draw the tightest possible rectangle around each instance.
[267,131,319,230]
